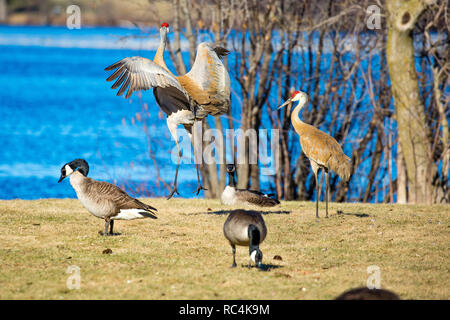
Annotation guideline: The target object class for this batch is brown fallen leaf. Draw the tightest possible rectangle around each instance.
[273,255,283,261]
[275,273,291,278]
[102,249,113,254]
[299,270,312,275]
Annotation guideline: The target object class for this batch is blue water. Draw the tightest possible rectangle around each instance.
[2,25,437,202]
[0,25,206,199]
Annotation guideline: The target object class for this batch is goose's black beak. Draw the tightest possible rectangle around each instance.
[58,175,65,183]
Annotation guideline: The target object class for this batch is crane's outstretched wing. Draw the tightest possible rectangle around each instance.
[180,42,231,117]
[153,86,194,116]
[105,56,189,100]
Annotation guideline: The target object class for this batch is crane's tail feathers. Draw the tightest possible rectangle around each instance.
[329,153,351,182]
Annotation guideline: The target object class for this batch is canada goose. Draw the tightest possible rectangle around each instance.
[58,159,157,236]
[221,164,280,207]
[223,209,267,269]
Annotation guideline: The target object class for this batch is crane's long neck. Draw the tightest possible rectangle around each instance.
[291,99,308,136]
[154,29,170,72]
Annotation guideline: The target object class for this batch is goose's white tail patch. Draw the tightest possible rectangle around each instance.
[113,209,151,220]
[250,250,257,263]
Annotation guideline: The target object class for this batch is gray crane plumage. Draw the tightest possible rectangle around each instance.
[105,31,231,199]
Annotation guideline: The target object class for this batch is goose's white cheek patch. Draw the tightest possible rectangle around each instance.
[65,165,74,175]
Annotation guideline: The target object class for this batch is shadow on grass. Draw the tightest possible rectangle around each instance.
[336,211,370,218]
[233,264,283,271]
[259,264,283,271]
[206,210,291,216]
[98,231,122,236]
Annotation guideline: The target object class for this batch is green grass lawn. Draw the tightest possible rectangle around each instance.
[0,198,448,299]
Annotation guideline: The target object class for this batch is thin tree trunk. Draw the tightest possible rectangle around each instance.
[172,0,187,75]
[0,0,7,22]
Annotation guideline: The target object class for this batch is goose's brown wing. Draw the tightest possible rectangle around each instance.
[235,189,280,207]
[87,180,157,215]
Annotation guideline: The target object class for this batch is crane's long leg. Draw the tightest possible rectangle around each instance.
[189,121,206,195]
[325,170,329,218]
[167,139,181,200]
[167,121,181,200]
[310,161,320,220]
[193,163,206,195]
[315,172,320,220]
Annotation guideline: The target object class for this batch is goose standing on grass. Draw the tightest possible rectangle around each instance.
[221,164,280,207]
[223,210,267,269]
[58,159,157,236]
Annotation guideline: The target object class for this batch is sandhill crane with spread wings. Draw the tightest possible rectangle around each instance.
[278,90,351,219]
[105,22,231,199]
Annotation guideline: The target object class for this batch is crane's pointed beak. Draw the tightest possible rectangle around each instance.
[277,98,292,110]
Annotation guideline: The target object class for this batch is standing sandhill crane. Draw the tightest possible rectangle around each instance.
[278,90,351,219]
[104,23,231,199]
